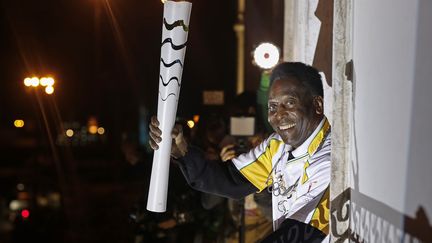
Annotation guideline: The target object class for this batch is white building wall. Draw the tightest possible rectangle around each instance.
[352,0,418,213]
[404,0,432,219]
[347,0,432,241]
[284,0,432,241]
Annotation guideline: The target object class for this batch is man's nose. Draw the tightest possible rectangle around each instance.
[276,105,289,119]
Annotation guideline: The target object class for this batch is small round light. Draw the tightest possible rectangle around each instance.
[21,209,30,218]
[187,120,195,129]
[45,86,54,95]
[97,127,105,135]
[30,77,40,87]
[66,129,74,137]
[17,183,25,191]
[24,78,32,87]
[9,200,20,211]
[40,78,48,86]
[193,115,200,123]
[46,77,55,86]
[14,120,24,128]
[253,43,280,69]
[88,125,98,134]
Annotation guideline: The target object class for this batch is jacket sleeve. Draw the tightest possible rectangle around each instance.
[174,145,258,200]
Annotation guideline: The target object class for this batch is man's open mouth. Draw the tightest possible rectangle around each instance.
[279,123,296,130]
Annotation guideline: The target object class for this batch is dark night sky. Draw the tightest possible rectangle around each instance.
[0,1,282,241]
[0,0,284,146]
[0,0,237,131]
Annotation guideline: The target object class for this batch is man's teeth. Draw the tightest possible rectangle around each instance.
[279,123,296,130]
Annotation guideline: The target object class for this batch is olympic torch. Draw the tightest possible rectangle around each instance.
[147,0,192,212]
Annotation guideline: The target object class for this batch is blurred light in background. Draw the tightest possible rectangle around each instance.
[58,121,107,146]
[25,76,56,95]
[187,120,195,129]
[17,191,30,200]
[9,200,29,211]
[30,77,40,87]
[21,209,30,219]
[193,115,200,123]
[66,129,74,137]
[36,193,61,208]
[87,116,98,134]
[97,127,105,135]
[14,119,25,128]
[253,42,280,70]
[16,183,25,191]
[37,196,49,207]
[9,201,21,211]
[46,77,55,86]
[45,85,54,95]
[24,78,32,87]
[40,77,48,86]
[88,125,98,134]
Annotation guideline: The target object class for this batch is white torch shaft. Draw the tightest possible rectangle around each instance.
[147,0,192,213]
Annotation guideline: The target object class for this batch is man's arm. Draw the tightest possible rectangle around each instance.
[149,116,257,200]
[175,145,258,200]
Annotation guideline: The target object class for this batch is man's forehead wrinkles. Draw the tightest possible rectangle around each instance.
[269,93,298,100]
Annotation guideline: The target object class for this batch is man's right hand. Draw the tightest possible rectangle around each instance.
[220,144,237,162]
[149,116,188,158]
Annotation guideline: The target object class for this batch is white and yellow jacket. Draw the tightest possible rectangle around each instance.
[176,117,331,241]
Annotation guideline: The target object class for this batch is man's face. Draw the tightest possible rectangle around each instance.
[267,77,323,148]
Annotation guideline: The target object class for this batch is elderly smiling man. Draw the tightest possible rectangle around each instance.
[149,62,331,242]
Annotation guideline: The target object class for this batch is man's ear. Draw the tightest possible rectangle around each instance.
[313,96,324,115]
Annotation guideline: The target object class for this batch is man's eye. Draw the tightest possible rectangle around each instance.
[268,105,276,112]
[286,99,296,106]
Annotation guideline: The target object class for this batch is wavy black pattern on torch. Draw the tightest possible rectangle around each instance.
[160,75,180,87]
[160,92,176,101]
[163,18,189,32]
[160,58,183,68]
[161,38,187,51]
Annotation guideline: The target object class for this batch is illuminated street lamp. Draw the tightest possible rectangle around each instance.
[30,77,40,87]
[46,77,55,86]
[252,42,280,133]
[97,127,105,135]
[24,76,55,95]
[14,119,25,128]
[88,125,98,134]
[186,120,195,129]
[45,86,54,95]
[66,129,74,137]
[40,78,48,86]
[24,78,32,87]
[253,42,280,70]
